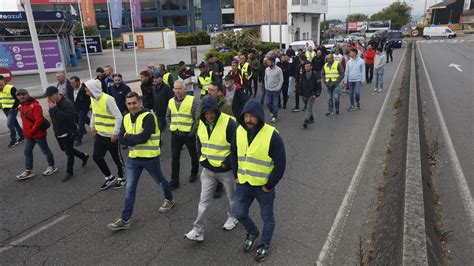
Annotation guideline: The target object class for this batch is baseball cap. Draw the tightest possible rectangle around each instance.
[45,86,58,97]
[16,88,29,95]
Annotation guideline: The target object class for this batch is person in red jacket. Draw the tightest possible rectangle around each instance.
[364,45,376,84]
[15,89,57,180]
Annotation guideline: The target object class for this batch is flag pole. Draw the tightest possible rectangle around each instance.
[106,0,117,72]
[129,0,138,76]
[77,0,93,79]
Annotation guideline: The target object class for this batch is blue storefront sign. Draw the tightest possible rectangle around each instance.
[0,11,65,22]
[74,36,103,55]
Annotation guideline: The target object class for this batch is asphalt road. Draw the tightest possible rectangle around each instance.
[417,35,474,264]
[0,48,407,264]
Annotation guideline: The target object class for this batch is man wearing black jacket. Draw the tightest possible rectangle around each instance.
[46,86,89,182]
[68,76,90,146]
[140,70,154,110]
[152,73,174,134]
[231,99,286,262]
[276,54,290,109]
[299,61,322,128]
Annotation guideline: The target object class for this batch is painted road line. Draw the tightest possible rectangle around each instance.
[402,42,428,265]
[0,215,70,254]
[417,44,474,233]
[316,46,409,265]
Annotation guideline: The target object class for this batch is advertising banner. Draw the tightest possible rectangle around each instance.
[74,36,103,54]
[368,20,391,31]
[80,0,96,27]
[348,22,357,31]
[109,0,123,29]
[0,11,64,22]
[132,0,142,29]
[0,40,64,75]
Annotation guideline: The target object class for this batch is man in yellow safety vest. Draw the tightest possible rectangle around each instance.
[197,62,217,97]
[322,54,344,116]
[238,54,253,96]
[108,92,175,231]
[230,99,286,262]
[184,96,239,241]
[158,64,174,87]
[0,75,25,148]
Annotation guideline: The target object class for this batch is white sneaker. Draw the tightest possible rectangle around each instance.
[373,88,378,92]
[42,166,58,176]
[270,117,276,123]
[16,170,35,180]
[184,229,204,242]
[223,216,239,231]
[377,89,384,93]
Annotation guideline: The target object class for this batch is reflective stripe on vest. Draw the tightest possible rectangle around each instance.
[198,71,213,95]
[168,95,194,132]
[236,124,275,186]
[124,111,161,158]
[0,84,15,109]
[197,113,234,167]
[306,51,316,61]
[90,93,116,134]
[238,62,252,80]
[324,61,340,82]
[163,72,171,86]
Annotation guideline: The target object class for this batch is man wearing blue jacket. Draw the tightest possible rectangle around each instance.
[230,99,286,262]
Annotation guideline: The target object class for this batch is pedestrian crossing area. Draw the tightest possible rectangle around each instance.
[417,39,474,44]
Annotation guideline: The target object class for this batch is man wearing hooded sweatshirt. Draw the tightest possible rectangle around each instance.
[84,79,125,190]
[344,48,366,111]
[185,97,239,241]
[230,99,286,262]
[109,73,131,115]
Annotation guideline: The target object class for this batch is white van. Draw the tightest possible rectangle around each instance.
[423,26,456,39]
[289,40,316,52]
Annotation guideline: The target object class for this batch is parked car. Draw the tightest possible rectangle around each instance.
[322,39,336,52]
[423,26,456,39]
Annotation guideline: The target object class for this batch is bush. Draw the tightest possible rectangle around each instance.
[205,49,237,66]
[101,35,121,49]
[177,31,210,46]
[74,21,100,36]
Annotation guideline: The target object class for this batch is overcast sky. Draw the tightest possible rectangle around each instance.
[327,0,441,21]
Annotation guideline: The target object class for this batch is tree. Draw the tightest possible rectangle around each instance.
[370,2,412,30]
[73,21,99,36]
[347,13,369,22]
[321,19,341,30]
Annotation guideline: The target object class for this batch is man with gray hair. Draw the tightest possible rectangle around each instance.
[264,57,283,123]
[55,71,72,96]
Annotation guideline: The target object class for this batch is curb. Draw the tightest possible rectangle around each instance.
[402,41,429,265]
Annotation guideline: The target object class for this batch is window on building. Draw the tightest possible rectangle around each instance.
[163,15,189,27]
[141,17,158,28]
[321,0,327,5]
[94,3,107,13]
[302,0,308,5]
[292,0,301,5]
[141,2,157,11]
[312,0,318,4]
[161,0,189,11]
[221,0,234,9]
[96,17,109,30]
[194,0,203,30]
[31,4,54,12]
[222,13,234,24]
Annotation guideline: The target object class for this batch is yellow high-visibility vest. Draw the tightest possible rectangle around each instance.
[163,72,171,86]
[236,123,276,186]
[124,111,161,158]
[324,61,340,82]
[238,62,252,80]
[168,95,194,132]
[306,50,316,61]
[197,113,235,167]
[90,93,116,134]
[0,84,16,109]
[198,71,213,96]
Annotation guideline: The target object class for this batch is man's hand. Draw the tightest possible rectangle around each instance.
[47,99,56,109]
[262,186,273,193]
[91,127,97,134]
[110,134,118,142]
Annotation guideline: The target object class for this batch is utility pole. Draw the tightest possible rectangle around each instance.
[347,0,352,34]
[23,0,48,91]
[268,0,272,42]
[422,0,428,27]
[279,0,282,49]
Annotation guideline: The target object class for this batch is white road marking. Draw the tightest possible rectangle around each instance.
[0,215,70,254]
[448,63,463,72]
[417,44,474,233]
[316,47,408,265]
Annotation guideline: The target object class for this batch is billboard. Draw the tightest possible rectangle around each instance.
[74,36,103,54]
[0,40,64,75]
[368,20,391,31]
[329,22,347,31]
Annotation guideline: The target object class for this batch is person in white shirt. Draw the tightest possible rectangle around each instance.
[373,48,387,93]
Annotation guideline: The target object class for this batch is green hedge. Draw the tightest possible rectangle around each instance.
[206,49,237,66]
[177,31,211,46]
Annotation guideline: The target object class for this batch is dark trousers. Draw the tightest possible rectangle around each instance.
[57,135,87,174]
[76,110,89,141]
[365,64,374,83]
[295,86,301,109]
[171,132,199,183]
[281,81,289,107]
[93,134,124,178]
[386,51,393,63]
[251,72,259,97]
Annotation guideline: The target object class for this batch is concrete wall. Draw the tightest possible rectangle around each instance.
[260,24,289,46]
[288,13,320,44]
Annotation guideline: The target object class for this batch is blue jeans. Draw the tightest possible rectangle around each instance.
[3,109,24,143]
[375,68,384,90]
[234,183,276,246]
[76,110,88,141]
[24,137,55,171]
[265,90,280,119]
[348,81,361,107]
[122,156,173,220]
[326,83,341,112]
[260,82,266,105]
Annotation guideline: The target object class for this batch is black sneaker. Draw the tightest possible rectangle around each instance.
[325,112,332,116]
[114,178,126,189]
[255,244,270,262]
[336,109,340,115]
[189,174,198,183]
[8,141,18,148]
[169,180,180,190]
[62,173,74,182]
[213,183,223,199]
[17,138,24,144]
[303,121,308,129]
[243,231,260,253]
[100,176,116,190]
[82,153,89,167]
[357,102,360,109]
